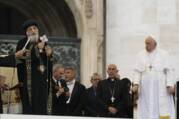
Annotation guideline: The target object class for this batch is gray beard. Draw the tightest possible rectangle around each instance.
[28,34,39,43]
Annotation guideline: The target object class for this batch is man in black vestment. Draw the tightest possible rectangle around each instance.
[16,19,53,114]
[97,64,130,118]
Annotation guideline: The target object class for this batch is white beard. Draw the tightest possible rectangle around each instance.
[28,34,39,43]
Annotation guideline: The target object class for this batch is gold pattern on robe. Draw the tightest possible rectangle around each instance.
[160,115,170,119]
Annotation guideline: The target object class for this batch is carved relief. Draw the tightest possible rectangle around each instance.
[97,36,104,75]
[85,0,93,19]
[0,42,16,55]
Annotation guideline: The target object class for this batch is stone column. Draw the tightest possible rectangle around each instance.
[65,0,104,87]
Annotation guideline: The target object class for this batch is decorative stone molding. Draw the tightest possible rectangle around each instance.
[97,36,104,75]
[85,0,93,19]
[79,0,84,5]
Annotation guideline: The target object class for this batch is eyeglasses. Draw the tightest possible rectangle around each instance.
[93,78,101,81]
[108,68,116,70]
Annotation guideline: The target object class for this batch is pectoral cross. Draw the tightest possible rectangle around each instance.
[111,96,115,103]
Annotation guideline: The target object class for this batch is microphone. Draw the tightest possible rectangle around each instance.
[64,87,69,92]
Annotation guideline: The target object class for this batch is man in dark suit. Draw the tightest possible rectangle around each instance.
[0,50,25,113]
[64,66,86,116]
[51,64,69,115]
[85,73,101,117]
[97,64,130,118]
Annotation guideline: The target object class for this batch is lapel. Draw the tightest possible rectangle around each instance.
[105,79,112,97]
[92,87,97,97]
[52,78,58,85]
[88,87,95,97]
[52,79,55,85]
[69,81,77,103]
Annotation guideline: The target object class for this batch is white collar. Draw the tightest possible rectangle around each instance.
[67,79,75,85]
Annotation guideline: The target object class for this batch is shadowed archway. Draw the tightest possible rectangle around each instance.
[0,0,77,37]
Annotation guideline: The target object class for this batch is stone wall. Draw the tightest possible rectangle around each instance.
[106,0,179,82]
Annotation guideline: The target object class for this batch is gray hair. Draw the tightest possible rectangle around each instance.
[65,66,77,76]
[53,64,64,72]
[91,73,101,80]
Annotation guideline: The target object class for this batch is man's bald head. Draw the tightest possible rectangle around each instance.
[108,64,117,69]
[145,36,157,53]
[107,64,119,78]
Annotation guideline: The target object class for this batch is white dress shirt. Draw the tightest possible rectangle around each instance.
[66,79,76,104]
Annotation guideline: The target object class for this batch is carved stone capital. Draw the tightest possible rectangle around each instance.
[85,0,93,19]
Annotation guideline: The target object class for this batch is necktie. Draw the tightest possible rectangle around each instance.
[93,87,97,96]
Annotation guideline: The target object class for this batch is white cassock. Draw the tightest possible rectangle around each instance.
[134,48,175,119]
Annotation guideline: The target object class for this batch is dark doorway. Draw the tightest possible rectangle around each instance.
[0,0,77,37]
[0,4,26,35]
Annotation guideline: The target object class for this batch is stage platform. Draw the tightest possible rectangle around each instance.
[0,114,132,119]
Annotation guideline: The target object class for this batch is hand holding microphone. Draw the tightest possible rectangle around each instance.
[38,35,53,56]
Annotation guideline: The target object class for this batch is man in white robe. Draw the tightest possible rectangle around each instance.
[132,36,175,119]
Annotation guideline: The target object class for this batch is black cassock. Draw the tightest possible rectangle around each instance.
[96,78,130,118]
[0,55,16,113]
[16,37,52,115]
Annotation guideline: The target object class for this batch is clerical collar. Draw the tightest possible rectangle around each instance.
[111,79,115,82]
[108,78,116,82]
